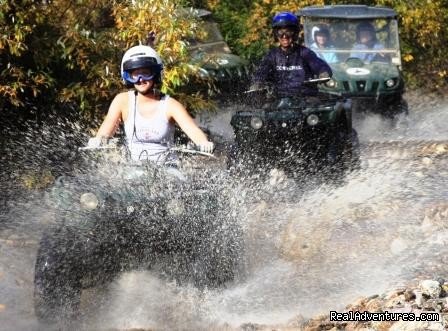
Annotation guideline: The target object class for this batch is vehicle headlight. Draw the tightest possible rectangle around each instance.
[198,68,209,79]
[325,79,336,88]
[385,78,396,88]
[80,192,99,210]
[306,114,319,126]
[217,58,229,65]
[166,199,185,217]
[250,117,263,130]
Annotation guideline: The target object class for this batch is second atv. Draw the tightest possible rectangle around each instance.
[228,82,359,179]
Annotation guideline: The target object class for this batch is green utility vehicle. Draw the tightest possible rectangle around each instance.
[297,5,407,119]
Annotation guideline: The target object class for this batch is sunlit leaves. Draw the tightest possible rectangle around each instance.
[375,0,448,87]
[0,0,120,112]
[0,0,215,119]
[0,0,50,107]
[403,54,413,62]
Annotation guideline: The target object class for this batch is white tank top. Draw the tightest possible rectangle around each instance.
[124,90,175,162]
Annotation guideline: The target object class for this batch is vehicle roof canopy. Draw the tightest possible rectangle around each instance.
[297,5,398,19]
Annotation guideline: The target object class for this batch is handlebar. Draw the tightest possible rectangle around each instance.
[168,146,216,159]
[243,77,331,94]
[243,86,271,94]
[79,145,118,151]
[79,139,216,160]
[303,77,331,84]
[79,137,120,151]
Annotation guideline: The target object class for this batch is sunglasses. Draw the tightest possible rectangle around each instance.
[276,30,295,39]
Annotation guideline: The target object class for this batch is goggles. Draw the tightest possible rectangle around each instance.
[276,30,295,39]
[124,70,155,84]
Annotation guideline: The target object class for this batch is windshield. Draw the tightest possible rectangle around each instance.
[302,17,401,66]
[185,20,232,54]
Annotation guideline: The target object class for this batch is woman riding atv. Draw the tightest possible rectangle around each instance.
[87,45,214,161]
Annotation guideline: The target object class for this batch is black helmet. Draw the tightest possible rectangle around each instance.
[272,12,300,31]
[356,22,376,42]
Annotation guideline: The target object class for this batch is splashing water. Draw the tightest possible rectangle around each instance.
[1,93,448,331]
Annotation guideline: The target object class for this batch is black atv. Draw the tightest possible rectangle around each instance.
[34,141,242,325]
[228,79,359,179]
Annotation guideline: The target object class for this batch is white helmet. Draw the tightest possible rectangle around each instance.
[120,45,163,85]
[312,24,330,42]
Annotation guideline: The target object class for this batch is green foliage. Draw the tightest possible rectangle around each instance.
[383,0,448,89]
[0,0,49,106]
[0,0,213,124]
[207,0,257,59]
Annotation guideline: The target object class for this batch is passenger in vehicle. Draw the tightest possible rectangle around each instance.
[310,24,338,63]
[250,12,332,97]
[87,45,214,161]
[350,22,388,63]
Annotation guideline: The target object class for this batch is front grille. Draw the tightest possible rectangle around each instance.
[342,80,381,93]
[356,80,366,91]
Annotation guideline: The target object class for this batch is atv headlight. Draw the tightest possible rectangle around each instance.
[385,78,396,88]
[80,192,99,210]
[325,79,336,88]
[250,117,263,130]
[198,68,209,79]
[217,58,229,65]
[166,199,185,217]
[306,114,319,126]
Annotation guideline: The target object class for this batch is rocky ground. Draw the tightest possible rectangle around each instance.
[98,277,448,330]
[236,278,448,331]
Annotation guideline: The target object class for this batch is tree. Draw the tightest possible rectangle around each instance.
[0,0,212,123]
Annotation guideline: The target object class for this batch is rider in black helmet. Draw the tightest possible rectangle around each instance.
[251,12,332,97]
[350,22,387,63]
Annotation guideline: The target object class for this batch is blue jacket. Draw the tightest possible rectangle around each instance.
[252,44,332,97]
